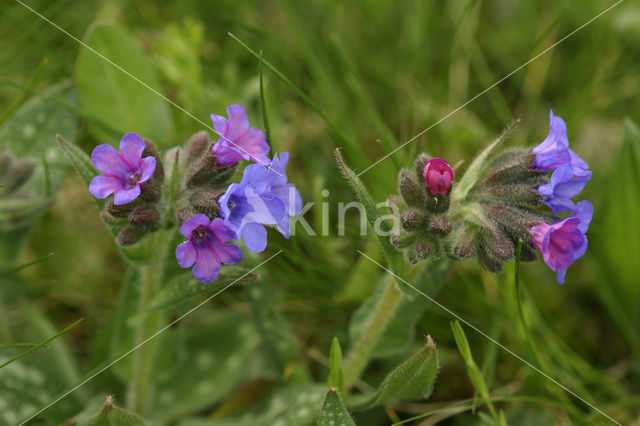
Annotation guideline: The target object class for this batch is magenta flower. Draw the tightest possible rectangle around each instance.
[529,200,593,284]
[211,105,271,166]
[175,214,243,283]
[89,133,156,205]
[422,158,455,196]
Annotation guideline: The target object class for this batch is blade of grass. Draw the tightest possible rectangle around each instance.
[512,239,581,419]
[228,32,352,148]
[0,343,47,349]
[259,50,272,145]
[0,318,83,370]
[0,252,55,276]
[0,57,48,127]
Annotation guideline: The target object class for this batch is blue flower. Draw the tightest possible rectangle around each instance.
[531,110,591,214]
[218,152,302,252]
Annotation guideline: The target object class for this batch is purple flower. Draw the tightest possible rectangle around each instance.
[531,110,592,214]
[89,133,156,205]
[175,214,243,283]
[529,200,593,284]
[218,152,302,253]
[531,110,571,172]
[211,105,271,166]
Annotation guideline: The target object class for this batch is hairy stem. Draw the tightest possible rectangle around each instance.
[342,274,403,388]
[126,228,172,415]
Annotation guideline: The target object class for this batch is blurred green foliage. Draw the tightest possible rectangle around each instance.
[1,0,639,424]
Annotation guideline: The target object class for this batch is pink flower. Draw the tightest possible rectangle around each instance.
[210,105,271,166]
[89,133,156,205]
[529,201,593,284]
[422,158,455,196]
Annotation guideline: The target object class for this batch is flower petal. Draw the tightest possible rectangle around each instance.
[242,189,285,226]
[573,200,594,233]
[210,113,229,135]
[225,104,250,141]
[541,197,576,216]
[138,156,156,183]
[91,144,129,177]
[212,141,245,166]
[209,218,238,242]
[272,184,303,217]
[180,214,210,238]
[89,175,123,199]
[269,152,289,186]
[242,163,272,194]
[119,133,146,166]
[192,245,221,283]
[237,128,270,165]
[113,186,141,205]
[176,241,197,268]
[276,214,291,239]
[211,238,244,263]
[240,222,268,252]
[555,268,567,285]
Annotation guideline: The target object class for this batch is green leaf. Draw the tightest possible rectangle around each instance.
[76,23,172,145]
[16,306,83,389]
[450,321,499,420]
[144,266,260,312]
[349,257,452,359]
[452,119,519,203]
[597,118,640,336]
[109,268,140,382]
[57,134,99,193]
[187,384,326,426]
[151,313,265,420]
[2,358,80,425]
[80,396,146,426]
[0,316,83,371]
[0,196,52,232]
[327,338,344,395]
[375,336,438,403]
[318,388,356,426]
[348,337,439,409]
[246,281,303,377]
[335,148,403,273]
[0,82,78,197]
[152,19,203,111]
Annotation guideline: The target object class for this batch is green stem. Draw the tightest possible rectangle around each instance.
[342,274,403,388]
[126,229,171,415]
[512,240,581,419]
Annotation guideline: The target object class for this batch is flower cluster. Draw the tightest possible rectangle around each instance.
[89,104,301,283]
[528,111,592,283]
[388,155,456,264]
[531,111,592,215]
[389,110,592,284]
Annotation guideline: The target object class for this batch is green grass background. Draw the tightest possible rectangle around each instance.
[1,0,639,424]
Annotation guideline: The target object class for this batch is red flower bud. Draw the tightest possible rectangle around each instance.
[422,158,454,196]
